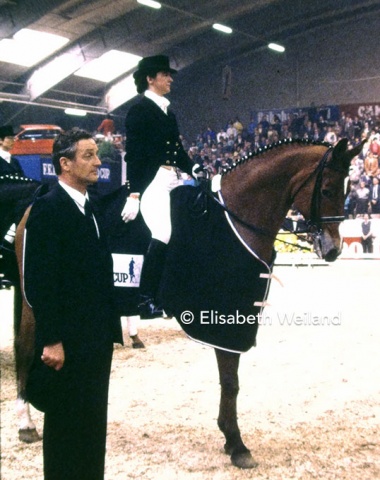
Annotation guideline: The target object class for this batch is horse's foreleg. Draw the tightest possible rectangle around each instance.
[215,348,257,469]
[14,291,40,443]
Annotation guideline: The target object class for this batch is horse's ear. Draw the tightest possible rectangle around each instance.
[331,138,366,170]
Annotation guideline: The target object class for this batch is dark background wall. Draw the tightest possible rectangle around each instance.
[170,14,380,140]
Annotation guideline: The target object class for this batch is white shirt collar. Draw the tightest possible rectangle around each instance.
[145,90,170,114]
[59,180,88,214]
[0,148,11,163]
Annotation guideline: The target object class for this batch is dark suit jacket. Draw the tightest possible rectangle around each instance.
[125,96,194,194]
[24,183,123,353]
[0,155,24,176]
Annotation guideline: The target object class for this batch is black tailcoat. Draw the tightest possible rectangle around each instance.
[125,96,194,194]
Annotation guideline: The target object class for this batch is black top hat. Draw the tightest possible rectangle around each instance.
[133,55,177,79]
[0,125,15,139]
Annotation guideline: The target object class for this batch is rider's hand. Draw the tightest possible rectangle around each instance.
[121,194,140,223]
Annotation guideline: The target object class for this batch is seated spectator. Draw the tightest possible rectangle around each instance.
[355,180,370,216]
[364,152,379,178]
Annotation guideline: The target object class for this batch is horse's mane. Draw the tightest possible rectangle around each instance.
[221,138,332,176]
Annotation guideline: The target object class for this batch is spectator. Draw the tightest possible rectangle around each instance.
[355,180,370,217]
[369,177,380,218]
[361,213,374,253]
[97,114,115,137]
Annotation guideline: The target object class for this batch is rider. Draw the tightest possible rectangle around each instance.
[121,55,201,319]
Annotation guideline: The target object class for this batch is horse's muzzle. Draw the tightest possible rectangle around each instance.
[313,232,341,262]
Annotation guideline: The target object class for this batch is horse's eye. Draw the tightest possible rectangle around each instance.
[322,189,332,199]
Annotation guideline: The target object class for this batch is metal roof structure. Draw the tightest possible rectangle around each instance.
[1,0,379,120]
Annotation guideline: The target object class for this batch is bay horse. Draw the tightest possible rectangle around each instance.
[0,175,42,442]
[157,138,364,468]
[12,138,363,468]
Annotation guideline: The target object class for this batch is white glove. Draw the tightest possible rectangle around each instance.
[121,195,140,223]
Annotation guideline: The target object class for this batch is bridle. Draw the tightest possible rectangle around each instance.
[292,145,345,234]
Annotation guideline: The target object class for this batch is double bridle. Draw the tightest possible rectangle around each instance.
[292,145,345,234]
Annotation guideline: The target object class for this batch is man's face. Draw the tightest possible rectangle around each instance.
[2,135,15,152]
[147,71,173,96]
[61,138,101,191]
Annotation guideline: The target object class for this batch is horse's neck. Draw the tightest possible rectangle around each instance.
[220,148,316,262]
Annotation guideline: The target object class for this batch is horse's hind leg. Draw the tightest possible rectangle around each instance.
[215,348,257,469]
[14,289,40,443]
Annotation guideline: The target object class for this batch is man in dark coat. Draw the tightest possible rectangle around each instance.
[24,128,123,480]
[121,55,199,318]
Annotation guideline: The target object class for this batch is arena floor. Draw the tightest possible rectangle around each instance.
[1,258,379,479]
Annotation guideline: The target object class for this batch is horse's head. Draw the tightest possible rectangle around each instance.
[295,139,365,262]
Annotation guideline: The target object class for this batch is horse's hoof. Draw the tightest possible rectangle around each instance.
[18,428,41,443]
[231,450,258,469]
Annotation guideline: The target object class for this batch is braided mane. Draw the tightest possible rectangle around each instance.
[221,138,332,176]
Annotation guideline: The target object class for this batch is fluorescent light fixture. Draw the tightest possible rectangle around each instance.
[0,28,69,67]
[213,23,233,34]
[28,50,86,100]
[268,42,285,53]
[75,50,142,83]
[105,74,138,111]
[64,108,87,116]
[137,0,161,9]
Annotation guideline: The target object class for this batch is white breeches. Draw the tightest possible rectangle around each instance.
[140,167,182,244]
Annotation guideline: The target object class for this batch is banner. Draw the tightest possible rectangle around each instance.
[112,253,144,288]
[340,102,380,119]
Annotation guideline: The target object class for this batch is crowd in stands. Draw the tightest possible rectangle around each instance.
[180,109,380,220]
[98,106,380,220]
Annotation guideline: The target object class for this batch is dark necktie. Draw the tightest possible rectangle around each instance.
[84,199,99,238]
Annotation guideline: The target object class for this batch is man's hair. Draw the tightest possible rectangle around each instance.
[52,128,93,175]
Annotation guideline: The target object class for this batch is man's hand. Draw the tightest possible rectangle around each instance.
[41,342,65,371]
[121,194,140,223]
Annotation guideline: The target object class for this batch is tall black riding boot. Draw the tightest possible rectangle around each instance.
[138,239,167,319]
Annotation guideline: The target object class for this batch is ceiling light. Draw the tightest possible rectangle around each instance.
[64,108,87,116]
[137,0,161,9]
[0,28,69,67]
[268,43,285,53]
[105,74,138,111]
[212,23,233,34]
[75,50,142,83]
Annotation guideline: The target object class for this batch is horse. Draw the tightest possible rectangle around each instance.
[0,175,42,442]
[12,138,363,468]
[156,138,364,468]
